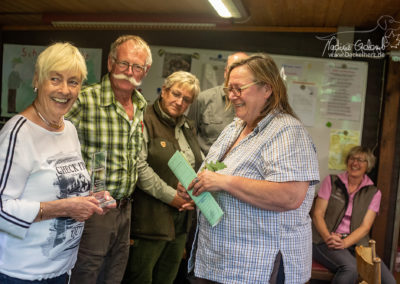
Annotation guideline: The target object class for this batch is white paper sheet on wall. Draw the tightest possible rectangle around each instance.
[287,81,317,126]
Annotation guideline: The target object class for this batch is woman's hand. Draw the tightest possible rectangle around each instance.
[325,232,346,250]
[92,191,116,213]
[63,196,104,222]
[35,193,116,223]
[175,183,195,211]
[177,182,192,201]
[190,170,223,196]
[169,193,190,209]
[179,200,196,211]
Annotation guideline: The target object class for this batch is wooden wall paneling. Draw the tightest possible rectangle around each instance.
[373,56,400,263]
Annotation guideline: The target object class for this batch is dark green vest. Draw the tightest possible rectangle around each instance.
[131,99,203,241]
[312,175,378,246]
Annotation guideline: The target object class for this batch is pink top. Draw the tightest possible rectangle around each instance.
[318,172,381,234]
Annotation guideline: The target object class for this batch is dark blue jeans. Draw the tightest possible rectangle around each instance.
[0,273,68,284]
[313,242,396,284]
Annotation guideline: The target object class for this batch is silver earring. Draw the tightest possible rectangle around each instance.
[34,87,38,93]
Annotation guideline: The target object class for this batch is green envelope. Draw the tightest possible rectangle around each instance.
[168,151,224,227]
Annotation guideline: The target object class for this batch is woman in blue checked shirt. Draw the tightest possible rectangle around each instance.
[178,54,320,284]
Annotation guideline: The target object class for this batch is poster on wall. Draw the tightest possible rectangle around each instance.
[1,44,102,117]
[328,129,360,170]
[162,52,192,78]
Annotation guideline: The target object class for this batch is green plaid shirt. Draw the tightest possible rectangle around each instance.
[66,74,147,199]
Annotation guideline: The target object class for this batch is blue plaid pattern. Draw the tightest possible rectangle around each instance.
[190,111,320,284]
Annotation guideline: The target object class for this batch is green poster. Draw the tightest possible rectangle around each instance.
[1,44,102,117]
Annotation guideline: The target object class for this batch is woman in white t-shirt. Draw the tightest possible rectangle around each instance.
[0,42,115,283]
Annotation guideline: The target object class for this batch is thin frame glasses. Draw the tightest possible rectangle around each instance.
[223,81,259,97]
[170,89,193,105]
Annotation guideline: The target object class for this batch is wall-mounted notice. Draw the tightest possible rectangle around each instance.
[320,62,364,121]
[287,81,317,127]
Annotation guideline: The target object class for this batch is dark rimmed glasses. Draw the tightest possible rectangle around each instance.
[349,156,367,163]
[113,57,147,74]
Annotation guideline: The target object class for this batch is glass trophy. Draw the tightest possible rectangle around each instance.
[90,151,115,208]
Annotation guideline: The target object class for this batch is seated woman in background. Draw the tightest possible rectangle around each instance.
[122,71,203,284]
[0,42,115,283]
[312,146,396,284]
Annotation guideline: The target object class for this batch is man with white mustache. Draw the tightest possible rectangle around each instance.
[66,35,152,284]
[112,73,142,87]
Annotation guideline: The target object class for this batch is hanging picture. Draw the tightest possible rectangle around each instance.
[162,52,192,78]
[1,44,102,117]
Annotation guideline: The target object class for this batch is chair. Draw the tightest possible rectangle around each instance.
[355,239,381,284]
[310,259,334,282]
[309,199,334,282]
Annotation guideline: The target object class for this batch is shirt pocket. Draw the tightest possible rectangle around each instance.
[202,107,223,125]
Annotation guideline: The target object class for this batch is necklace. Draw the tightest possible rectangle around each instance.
[32,102,63,130]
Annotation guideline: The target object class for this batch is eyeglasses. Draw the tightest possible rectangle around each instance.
[349,157,368,163]
[170,90,193,104]
[223,81,259,97]
[113,57,147,74]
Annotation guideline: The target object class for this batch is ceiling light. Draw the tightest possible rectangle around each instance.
[51,21,217,30]
[208,0,248,19]
[44,13,232,30]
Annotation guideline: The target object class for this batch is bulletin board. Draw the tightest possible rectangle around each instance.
[140,45,368,184]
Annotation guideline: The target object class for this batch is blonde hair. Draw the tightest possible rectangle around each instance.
[225,53,297,118]
[345,146,376,173]
[162,71,200,100]
[33,42,87,87]
[109,35,152,66]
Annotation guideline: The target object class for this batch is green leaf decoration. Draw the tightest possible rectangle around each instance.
[202,161,227,172]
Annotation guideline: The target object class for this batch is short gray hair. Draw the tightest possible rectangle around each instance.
[163,71,200,100]
[109,35,152,65]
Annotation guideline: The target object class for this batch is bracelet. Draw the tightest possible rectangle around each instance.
[39,203,44,221]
